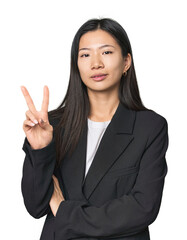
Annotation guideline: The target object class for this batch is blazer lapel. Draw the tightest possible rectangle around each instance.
[60,122,88,201]
[82,102,136,200]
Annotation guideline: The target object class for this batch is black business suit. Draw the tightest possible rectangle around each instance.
[21,101,169,240]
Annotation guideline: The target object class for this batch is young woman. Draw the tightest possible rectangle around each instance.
[21,18,169,240]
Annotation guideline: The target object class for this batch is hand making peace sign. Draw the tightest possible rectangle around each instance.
[21,85,53,150]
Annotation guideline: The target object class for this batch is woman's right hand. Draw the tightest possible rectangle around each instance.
[21,85,53,150]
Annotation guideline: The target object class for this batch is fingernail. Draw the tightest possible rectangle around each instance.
[34,119,38,124]
[40,118,44,124]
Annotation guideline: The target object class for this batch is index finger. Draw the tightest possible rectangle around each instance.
[41,85,49,112]
[20,86,37,114]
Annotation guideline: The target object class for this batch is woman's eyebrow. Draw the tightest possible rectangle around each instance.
[79,44,115,52]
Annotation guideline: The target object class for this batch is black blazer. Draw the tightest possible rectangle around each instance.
[21,102,169,240]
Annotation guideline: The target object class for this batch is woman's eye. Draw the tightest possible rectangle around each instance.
[80,54,89,58]
[103,51,113,55]
[80,51,112,58]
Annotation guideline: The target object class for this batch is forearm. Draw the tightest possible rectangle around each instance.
[54,171,166,239]
[21,137,56,218]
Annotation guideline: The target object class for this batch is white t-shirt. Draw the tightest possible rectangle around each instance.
[85,118,111,177]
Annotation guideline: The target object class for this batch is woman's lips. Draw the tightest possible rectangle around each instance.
[91,74,108,81]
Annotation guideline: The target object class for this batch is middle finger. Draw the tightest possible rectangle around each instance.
[21,86,37,115]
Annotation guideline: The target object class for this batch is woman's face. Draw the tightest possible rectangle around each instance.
[77,29,131,94]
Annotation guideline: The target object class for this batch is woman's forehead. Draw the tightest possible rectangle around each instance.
[79,29,118,49]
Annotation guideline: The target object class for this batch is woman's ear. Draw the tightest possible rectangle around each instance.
[123,53,132,72]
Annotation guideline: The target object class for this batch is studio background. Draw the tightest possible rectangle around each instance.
[0,0,186,239]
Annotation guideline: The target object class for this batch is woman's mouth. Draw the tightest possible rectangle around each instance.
[91,74,108,81]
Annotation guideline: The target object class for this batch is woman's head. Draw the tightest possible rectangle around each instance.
[69,17,144,108]
[49,18,149,166]
[77,29,131,96]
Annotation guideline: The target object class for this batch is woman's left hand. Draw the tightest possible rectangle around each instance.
[50,175,65,217]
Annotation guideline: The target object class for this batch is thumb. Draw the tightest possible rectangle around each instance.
[39,118,48,127]
[39,118,53,132]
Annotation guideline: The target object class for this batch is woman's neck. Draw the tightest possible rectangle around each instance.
[88,96,120,122]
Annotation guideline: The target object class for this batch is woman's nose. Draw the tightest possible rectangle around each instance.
[91,54,104,69]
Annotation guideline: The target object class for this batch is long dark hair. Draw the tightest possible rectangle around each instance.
[48,17,150,167]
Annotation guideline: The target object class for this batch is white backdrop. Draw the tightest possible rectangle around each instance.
[0,0,186,239]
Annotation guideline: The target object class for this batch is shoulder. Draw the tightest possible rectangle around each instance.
[136,108,167,124]
[134,108,168,136]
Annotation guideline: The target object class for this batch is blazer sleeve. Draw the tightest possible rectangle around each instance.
[21,135,56,219]
[53,117,169,239]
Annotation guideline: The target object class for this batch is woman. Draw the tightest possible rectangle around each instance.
[21,18,169,240]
